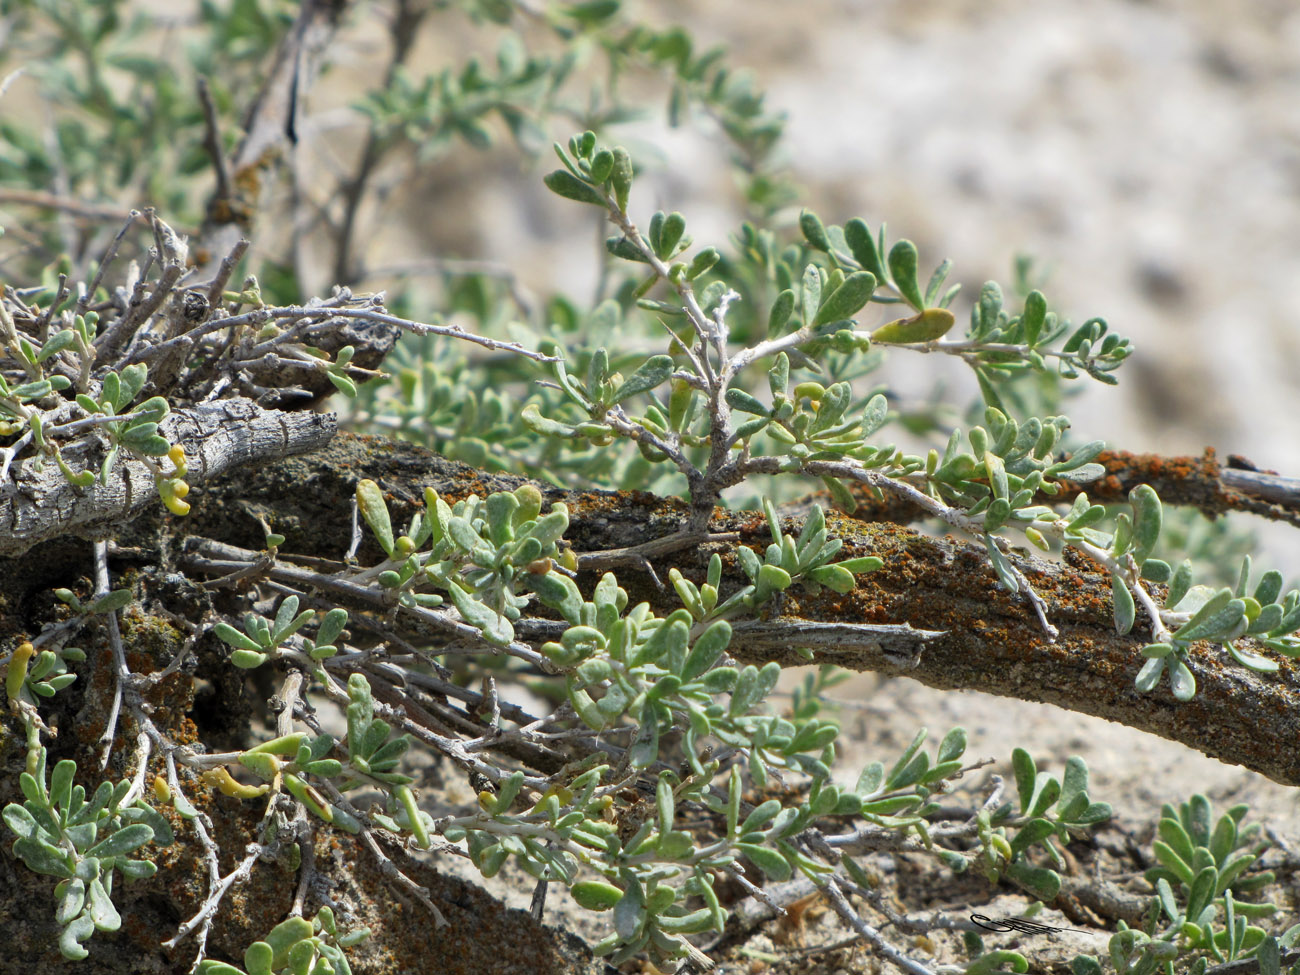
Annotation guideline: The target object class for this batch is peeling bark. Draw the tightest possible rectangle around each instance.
[0,399,335,557]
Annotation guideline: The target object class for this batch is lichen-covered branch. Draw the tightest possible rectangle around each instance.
[822,447,1300,532]
[197,433,1300,787]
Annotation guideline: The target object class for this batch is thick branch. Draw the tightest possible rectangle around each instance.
[0,399,335,557]
[820,447,1300,531]
[194,434,1300,788]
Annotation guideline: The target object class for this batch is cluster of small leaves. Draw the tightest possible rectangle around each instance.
[345,297,694,495]
[1071,796,1292,975]
[74,361,192,512]
[979,749,1113,903]
[536,132,1134,524]
[965,281,1131,396]
[844,725,972,841]
[341,4,804,478]
[2,750,174,960]
[355,31,567,159]
[214,594,325,669]
[534,568,775,754]
[1145,796,1275,941]
[5,639,84,704]
[444,757,729,970]
[356,478,571,645]
[0,313,81,434]
[212,480,575,661]
[801,209,1132,394]
[338,674,429,845]
[0,300,188,508]
[197,907,370,975]
[442,712,976,970]
[726,352,912,484]
[523,339,678,451]
[348,337,534,472]
[1136,556,1300,701]
[925,407,1106,584]
[672,502,883,628]
[205,675,426,847]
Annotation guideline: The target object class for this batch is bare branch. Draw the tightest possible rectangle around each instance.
[0,399,336,557]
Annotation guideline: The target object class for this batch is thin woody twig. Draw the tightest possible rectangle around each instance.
[197,78,232,208]
[819,877,935,975]
[92,541,128,770]
[0,188,148,224]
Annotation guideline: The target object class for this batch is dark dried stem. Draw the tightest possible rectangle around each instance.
[197,78,233,207]
[331,0,427,285]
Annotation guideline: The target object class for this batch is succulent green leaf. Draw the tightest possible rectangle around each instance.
[768,290,795,336]
[447,584,513,645]
[1226,640,1278,672]
[801,264,822,324]
[1129,485,1162,563]
[967,950,1030,975]
[86,823,153,859]
[118,363,147,408]
[871,307,955,344]
[60,912,95,960]
[1135,655,1166,692]
[736,842,792,881]
[100,371,121,412]
[687,247,720,279]
[214,622,263,653]
[1175,590,1243,643]
[56,877,87,925]
[86,874,121,931]
[886,240,923,309]
[843,218,887,281]
[36,328,76,362]
[860,394,888,438]
[13,832,73,877]
[814,271,876,326]
[1112,574,1136,635]
[756,563,791,593]
[521,403,580,438]
[1141,559,1172,583]
[1009,817,1056,859]
[984,535,1019,593]
[543,169,606,206]
[1021,290,1047,347]
[355,479,394,556]
[937,727,967,764]
[799,209,830,251]
[1170,657,1197,701]
[571,880,623,911]
[725,387,769,416]
[1254,570,1284,607]
[612,876,644,941]
[613,355,673,403]
[229,649,269,669]
[1011,748,1037,812]
[1168,560,1195,608]
[600,145,631,209]
[681,620,730,681]
[1005,858,1060,901]
[88,589,135,615]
